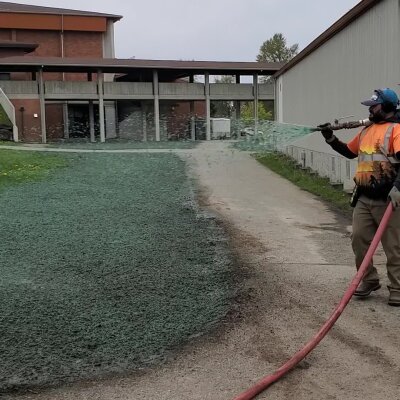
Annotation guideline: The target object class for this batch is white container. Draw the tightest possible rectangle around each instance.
[210,118,231,139]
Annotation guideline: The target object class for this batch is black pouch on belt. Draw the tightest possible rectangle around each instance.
[350,185,360,207]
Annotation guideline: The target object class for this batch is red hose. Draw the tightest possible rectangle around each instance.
[232,203,393,400]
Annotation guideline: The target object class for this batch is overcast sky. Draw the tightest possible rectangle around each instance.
[12,0,360,61]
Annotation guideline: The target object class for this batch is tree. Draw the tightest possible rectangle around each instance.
[213,75,234,84]
[257,33,299,63]
[241,102,272,124]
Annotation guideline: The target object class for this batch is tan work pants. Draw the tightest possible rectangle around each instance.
[352,195,400,292]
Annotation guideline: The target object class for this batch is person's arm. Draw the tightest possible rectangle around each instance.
[318,123,358,159]
[388,127,400,208]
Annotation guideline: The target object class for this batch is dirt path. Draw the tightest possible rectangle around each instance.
[9,141,400,400]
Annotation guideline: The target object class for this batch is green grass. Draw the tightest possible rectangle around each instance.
[0,152,233,394]
[256,152,352,215]
[0,149,66,191]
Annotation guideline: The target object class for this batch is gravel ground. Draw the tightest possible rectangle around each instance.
[5,141,400,400]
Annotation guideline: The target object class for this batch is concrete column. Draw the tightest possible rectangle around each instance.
[153,70,160,141]
[89,100,95,142]
[190,101,195,141]
[105,102,117,139]
[142,102,147,141]
[205,72,211,141]
[63,102,69,139]
[38,68,47,144]
[97,70,105,142]
[253,73,259,135]
[235,75,241,138]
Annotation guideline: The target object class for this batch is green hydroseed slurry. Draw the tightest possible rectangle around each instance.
[233,120,316,152]
[0,152,233,393]
[47,139,198,150]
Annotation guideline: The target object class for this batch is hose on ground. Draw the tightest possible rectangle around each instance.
[232,203,393,400]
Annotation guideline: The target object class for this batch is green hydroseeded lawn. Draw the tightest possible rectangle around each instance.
[0,151,233,393]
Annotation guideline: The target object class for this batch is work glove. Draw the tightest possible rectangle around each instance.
[317,123,334,141]
[388,186,400,208]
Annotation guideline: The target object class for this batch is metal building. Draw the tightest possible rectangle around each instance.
[274,0,399,190]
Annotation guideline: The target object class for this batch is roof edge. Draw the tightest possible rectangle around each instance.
[0,2,122,21]
[274,0,381,78]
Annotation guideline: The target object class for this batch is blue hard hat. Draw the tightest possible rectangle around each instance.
[361,88,400,107]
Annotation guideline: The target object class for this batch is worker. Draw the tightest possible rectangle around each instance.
[319,88,400,306]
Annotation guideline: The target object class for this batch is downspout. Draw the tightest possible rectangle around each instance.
[61,14,69,139]
[61,14,65,81]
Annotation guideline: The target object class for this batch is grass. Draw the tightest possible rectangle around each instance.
[0,151,233,394]
[256,152,353,216]
[0,149,66,191]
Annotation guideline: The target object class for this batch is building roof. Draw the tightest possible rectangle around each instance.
[274,0,381,78]
[0,1,122,21]
[0,40,38,51]
[0,56,284,80]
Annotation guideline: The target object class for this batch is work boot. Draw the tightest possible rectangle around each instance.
[388,290,400,307]
[354,281,381,297]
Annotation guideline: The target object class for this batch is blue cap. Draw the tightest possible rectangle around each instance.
[361,88,399,107]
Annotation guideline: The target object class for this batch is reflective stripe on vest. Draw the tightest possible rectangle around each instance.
[358,123,400,164]
[358,153,399,163]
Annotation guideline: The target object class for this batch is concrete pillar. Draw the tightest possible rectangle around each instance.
[105,102,117,139]
[97,70,105,142]
[89,100,95,142]
[38,68,47,144]
[253,73,259,135]
[142,102,147,141]
[153,70,160,141]
[190,101,195,141]
[234,75,241,138]
[205,72,211,141]
[63,102,69,139]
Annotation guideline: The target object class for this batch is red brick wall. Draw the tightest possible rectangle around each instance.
[0,28,12,40]
[12,99,42,142]
[45,103,64,140]
[64,31,103,58]
[17,30,61,57]
[64,31,103,81]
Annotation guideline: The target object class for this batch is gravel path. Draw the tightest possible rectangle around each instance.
[7,141,400,400]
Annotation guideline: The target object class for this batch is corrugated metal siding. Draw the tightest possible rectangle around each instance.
[277,0,400,127]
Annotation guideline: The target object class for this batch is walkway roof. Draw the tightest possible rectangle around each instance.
[0,56,284,80]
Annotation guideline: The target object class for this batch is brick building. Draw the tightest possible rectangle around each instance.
[0,2,121,142]
[0,2,280,143]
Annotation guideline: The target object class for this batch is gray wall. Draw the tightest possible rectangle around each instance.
[276,0,400,127]
[275,0,400,190]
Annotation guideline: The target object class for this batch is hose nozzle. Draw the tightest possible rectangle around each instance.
[313,119,371,132]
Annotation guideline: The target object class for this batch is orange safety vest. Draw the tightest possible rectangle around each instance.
[347,123,400,191]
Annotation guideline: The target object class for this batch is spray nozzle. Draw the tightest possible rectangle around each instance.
[313,118,372,132]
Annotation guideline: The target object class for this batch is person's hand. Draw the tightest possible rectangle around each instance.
[317,123,334,140]
[388,186,400,208]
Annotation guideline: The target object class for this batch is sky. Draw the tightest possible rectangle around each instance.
[11,0,361,61]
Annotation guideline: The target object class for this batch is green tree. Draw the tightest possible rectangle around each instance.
[213,75,234,84]
[241,102,272,124]
[257,33,299,63]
